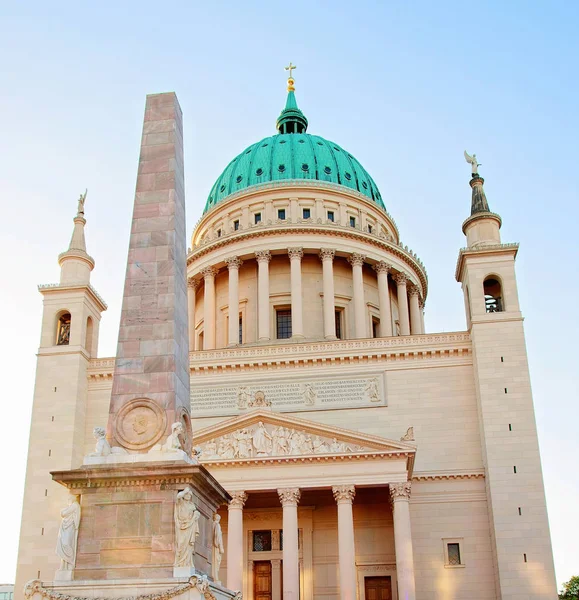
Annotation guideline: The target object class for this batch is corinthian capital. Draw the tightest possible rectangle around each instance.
[332,484,356,504]
[348,253,366,267]
[225,256,243,270]
[408,285,420,298]
[278,487,301,507]
[187,278,199,290]
[393,272,408,286]
[255,250,272,264]
[319,248,336,262]
[288,247,304,261]
[228,491,248,509]
[373,261,392,275]
[201,266,218,279]
[389,482,411,503]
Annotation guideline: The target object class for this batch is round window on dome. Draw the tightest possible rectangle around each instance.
[301,164,309,172]
[279,140,286,144]
[236,175,243,183]
[298,139,305,144]
[245,149,251,154]
[344,172,352,181]
[256,168,264,176]
[219,185,226,193]
[278,164,286,173]
[317,141,323,146]
[324,166,332,175]
[262,143,269,147]
[362,181,368,189]
[333,146,340,151]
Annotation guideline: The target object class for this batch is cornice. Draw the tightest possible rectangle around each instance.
[38,282,108,311]
[455,242,519,282]
[187,222,428,297]
[87,332,472,381]
[412,469,485,481]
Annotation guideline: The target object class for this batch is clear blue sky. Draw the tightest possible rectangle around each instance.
[1,0,577,590]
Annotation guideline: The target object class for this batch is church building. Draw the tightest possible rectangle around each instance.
[15,70,558,600]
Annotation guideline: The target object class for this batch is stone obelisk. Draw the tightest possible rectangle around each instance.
[107,92,192,454]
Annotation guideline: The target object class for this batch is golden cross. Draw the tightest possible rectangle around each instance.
[285,62,297,78]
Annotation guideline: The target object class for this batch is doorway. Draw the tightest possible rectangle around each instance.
[254,561,272,600]
[364,576,392,600]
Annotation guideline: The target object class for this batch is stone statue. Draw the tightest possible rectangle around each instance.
[252,421,272,456]
[401,426,415,441]
[76,189,87,217]
[205,439,217,458]
[212,514,224,583]
[365,378,380,402]
[237,387,250,409]
[56,496,81,570]
[248,390,271,408]
[464,150,481,175]
[174,487,201,568]
[164,422,185,452]
[303,383,317,406]
[88,426,127,457]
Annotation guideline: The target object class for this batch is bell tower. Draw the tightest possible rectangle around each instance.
[14,195,107,593]
[456,167,557,599]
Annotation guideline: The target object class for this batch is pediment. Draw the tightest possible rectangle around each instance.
[193,409,416,467]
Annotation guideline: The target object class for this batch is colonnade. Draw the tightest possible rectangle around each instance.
[188,249,425,351]
[226,483,416,600]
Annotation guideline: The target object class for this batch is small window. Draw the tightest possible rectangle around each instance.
[367,224,373,233]
[349,216,356,227]
[302,208,311,219]
[233,220,240,231]
[447,543,461,566]
[217,229,222,238]
[278,208,286,220]
[239,317,243,344]
[56,313,71,346]
[372,317,380,338]
[256,168,264,176]
[236,175,243,183]
[253,530,272,551]
[276,309,292,339]
[327,210,335,222]
[324,166,332,174]
[278,164,286,173]
[484,277,503,312]
[335,310,343,340]
[254,212,262,224]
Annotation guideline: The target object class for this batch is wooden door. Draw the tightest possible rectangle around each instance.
[254,561,272,600]
[364,576,392,600]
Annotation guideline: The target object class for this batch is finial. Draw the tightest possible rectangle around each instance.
[285,62,296,92]
[76,189,87,218]
[464,150,481,177]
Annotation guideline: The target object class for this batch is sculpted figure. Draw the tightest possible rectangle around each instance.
[303,383,317,406]
[400,426,415,441]
[330,437,346,453]
[237,387,250,409]
[205,439,217,458]
[313,436,329,454]
[89,426,127,457]
[174,487,201,568]
[273,427,289,455]
[304,435,314,454]
[464,150,481,175]
[289,429,301,455]
[252,421,272,456]
[218,435,235,459]
[164,422,184,452]
[56,496,81,570]
[212,514,224,583]
[76,189,87,217]
[234,429,251,458]
[365,378,380,402]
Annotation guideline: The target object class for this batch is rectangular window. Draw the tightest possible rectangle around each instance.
[276,309,292,339]
[278,208,286,220]
[367,224,373,233]
[217,229,222,237]
[372,317,380,338]
[447,543,461,566]
[303,208,311,219]
[349,216,356,227]
[327,210,335,222]
[239,317,243,344]
[254,212,262,224]
[233,219,240,231]
[335,310,343,339]
[252,530,272,552]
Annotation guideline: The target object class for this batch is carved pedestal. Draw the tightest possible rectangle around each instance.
[51,461,230,581]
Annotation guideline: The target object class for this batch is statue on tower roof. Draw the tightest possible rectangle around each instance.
[76,189,87,217]
[464,151,481,176]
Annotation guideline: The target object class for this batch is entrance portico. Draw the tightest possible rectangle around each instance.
[193,410,416,600]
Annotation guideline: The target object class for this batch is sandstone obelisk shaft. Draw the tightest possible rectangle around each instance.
[107,92,191,452]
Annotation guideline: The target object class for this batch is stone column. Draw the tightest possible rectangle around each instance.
[332,485,357,600]
[349,253,367,339]
[408,286,423,335]
[278,488,301,600]
[256,250,271,341]
[419,298,426,334]
[227,491,248,592]
[225,256,243,346]
[202,266,217,350]
[288,248,304,339]
[390,483,416,600]
[320,249,337,340]
[187,279,198,351]
[394,273,410,336]
[271,559,282,600]
[373,261,393,337]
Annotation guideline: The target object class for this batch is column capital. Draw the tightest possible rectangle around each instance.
[393,272,408,286]
[348,253,366,267]
[389,482,412,503]
[278,487,301,507]
[270,558,282,569]
[187,277,199,290]
[319,248,336,262]
[228,491,248,509]
[332,484,356,505]
[288,247,304,261]
[419,297,426,310]
[201,266,218,280]
[408,285,420,298]
[225,256,243,270]
[255,250,271,263]
[373,261,392,275]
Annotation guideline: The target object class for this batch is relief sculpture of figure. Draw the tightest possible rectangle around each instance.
[303,383,317,406]
[174,487,201,569]
[252,421,272,456]
[237,387,250,409]
[365,378,380,402]
[212,514,224,584]
[56,496,81,571]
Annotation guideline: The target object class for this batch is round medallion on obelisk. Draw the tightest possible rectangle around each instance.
[113,398,167,451]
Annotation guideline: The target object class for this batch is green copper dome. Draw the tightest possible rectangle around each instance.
[204,86,385,214]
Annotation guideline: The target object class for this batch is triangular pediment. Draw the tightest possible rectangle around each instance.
[193,410,416,467]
